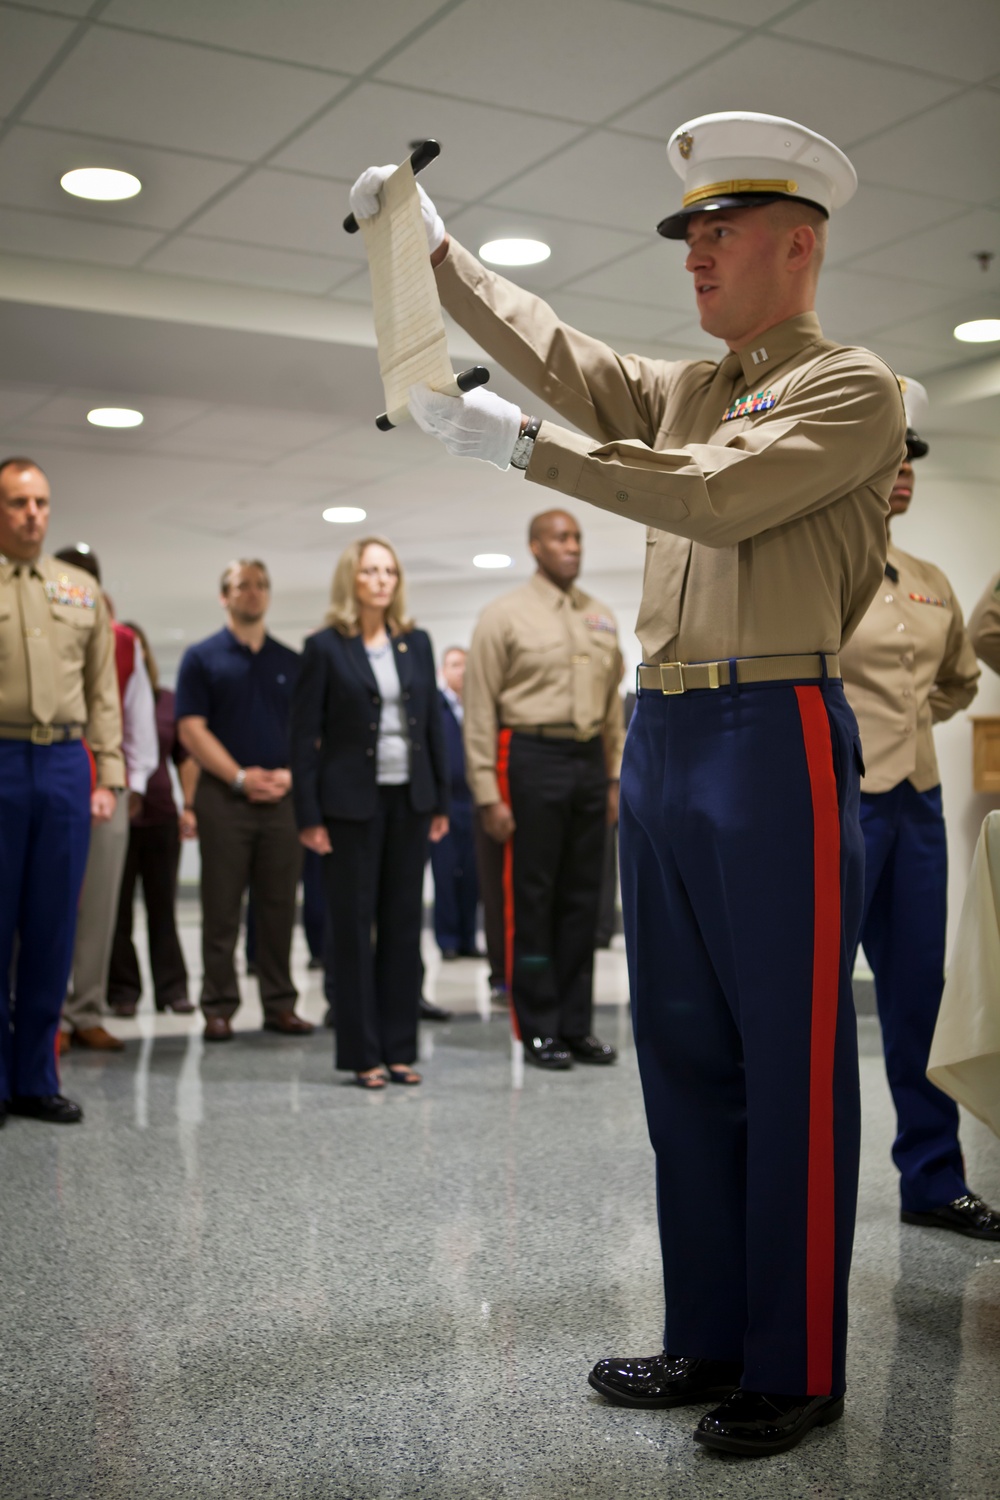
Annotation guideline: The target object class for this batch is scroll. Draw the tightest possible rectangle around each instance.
[344,141,488,430]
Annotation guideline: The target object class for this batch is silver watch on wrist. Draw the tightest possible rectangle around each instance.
[231,768,247,795]
[510,415,541,471]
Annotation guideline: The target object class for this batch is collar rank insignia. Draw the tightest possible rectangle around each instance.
[45,576,96,609]
[722,389,777,422]
[909,591,948,608]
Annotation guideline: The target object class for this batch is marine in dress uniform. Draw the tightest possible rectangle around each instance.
[352,110,906,1455]
[0,458,124,1126]
[430,646,480,960]
[967,568,1000,677]
[841,382,1000,1241]
[464,512,624,1067]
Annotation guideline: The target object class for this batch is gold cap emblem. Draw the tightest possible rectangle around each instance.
[677,131,694,161]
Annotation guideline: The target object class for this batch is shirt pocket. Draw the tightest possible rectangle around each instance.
[48,601,97,657]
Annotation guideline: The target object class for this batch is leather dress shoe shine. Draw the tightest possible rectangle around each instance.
[203,1016,233,1041]
[524,1036,572,1069]
[419,998,452,1021]
[564,1034,617,1065]
[8,1093,83,1125]
[589,1354,742,1409]
[694,1390,844,1456]
[71,1025,125,1051]
[263,1011,314,1035]
[901,1193,1000,1240]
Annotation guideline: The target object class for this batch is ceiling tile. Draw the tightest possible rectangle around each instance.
[487,131,669,235]
[0,382,58,423]
[547,291,682,344]
[816,268,959,340]
[864,338,975,379]
[0,8,76,107]
[0,205,158,265]
[850,91,1000,205]
[775,0,1000,84]
[824,183,961,266]
[873,292,1000,350]
[377,0,738,124]
[610,34,957,147]
[143,234,351,293]
[146,407,349,456]
[10,391,210,437]
[23,28,342,160]
[655,0,794,20]
[848,209,1000,291]
[102,0,445,75]
[444,206,646,293]
[558,238,696,315]
[273,82,583,202]
[0,124,244,230]
[10,0,93,13]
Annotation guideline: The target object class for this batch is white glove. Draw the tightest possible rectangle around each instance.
[409,384,522,470]
[349,165,445,252]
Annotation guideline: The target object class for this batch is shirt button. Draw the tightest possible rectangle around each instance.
[884,594,894,603]
[896,623,906,632]
[616,490,628,502]
[547,466,559,479]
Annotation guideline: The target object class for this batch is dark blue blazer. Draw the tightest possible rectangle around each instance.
[291,626,449,826]
[439,693,471,803]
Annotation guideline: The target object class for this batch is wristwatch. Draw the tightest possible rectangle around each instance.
[510,415,541,471]
[231,768,247,795]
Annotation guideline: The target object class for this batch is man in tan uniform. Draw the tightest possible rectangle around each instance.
[465,509,624,1068]
[841,383,997,1241]
[967,571,1000,675]
[0,457,123,1126]
[352,111,905,1456]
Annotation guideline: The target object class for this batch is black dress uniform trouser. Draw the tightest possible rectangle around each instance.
[502,732,607,1042]
[109,820,188,1009]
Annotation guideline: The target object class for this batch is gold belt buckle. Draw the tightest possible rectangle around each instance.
[659,662,685,695]
[30,723,55,745]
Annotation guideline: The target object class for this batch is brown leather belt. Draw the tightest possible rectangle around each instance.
[0,722,85,744]
[637,654,841,696]
[509,724,601,742]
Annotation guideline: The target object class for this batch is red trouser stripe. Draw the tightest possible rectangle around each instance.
[495,729,520,1041]
[794,685,841,1396]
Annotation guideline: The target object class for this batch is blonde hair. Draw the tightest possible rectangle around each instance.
[324,535,414,637]
[220,558,270,596]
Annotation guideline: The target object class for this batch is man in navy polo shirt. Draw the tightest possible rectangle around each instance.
[177,559,312,1041]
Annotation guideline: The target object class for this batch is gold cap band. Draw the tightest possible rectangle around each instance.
[681,178,799,208]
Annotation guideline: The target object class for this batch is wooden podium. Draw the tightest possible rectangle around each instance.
[972,716,1000,793]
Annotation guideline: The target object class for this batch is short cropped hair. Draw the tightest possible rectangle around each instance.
[0,456,46,481]
[220,558,270,596]
[324,536,414,637]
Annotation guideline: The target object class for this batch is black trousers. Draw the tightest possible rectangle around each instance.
[474,814,506,990]
[109,820,188,1008]
[195,774,301,1019]
[504,733,607,1041]
[325,784,430,1072]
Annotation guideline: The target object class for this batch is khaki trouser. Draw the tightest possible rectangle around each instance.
[62,790,130,1030]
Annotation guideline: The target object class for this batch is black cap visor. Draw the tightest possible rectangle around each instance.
[658,192,829,240]
[905,428,929,461]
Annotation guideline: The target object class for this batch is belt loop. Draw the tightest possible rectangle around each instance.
[635,664,642,699]
[819,652,829,689]
[728,657,739,698]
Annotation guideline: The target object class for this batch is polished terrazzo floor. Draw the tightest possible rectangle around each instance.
[3,914,999,1500]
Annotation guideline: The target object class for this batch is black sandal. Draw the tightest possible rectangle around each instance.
[388,1067,422,1086]
[353,1071,387,1089]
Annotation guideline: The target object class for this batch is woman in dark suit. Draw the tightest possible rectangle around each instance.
[291,537,449,1088]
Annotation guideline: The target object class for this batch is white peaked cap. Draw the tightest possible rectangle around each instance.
[898,376,930,458]
[658,111,858,239]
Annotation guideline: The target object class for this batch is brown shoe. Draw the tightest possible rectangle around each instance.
[71,1025,125,1052]
[203,1016,233,1042]
[263,1011,314,1035]
[57,1030,71,1057]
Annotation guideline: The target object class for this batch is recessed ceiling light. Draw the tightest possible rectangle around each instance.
[473,553,512,569]
[953,318,1000,343]
[87,407,144,428]
[61,168,142,201]
[322,506,367,523]
[479,238,551,267]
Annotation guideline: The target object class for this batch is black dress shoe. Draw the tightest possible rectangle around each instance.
[901,1193,1000,1240]
[523,1036,572,1069]
[419,998,452,1021]
[589,1353,742,1409]
[8,1093,84,1125]
[564,1034,617,1065]
[440,949,459,962]
[0,1101,6,1128]
[694,1390,844,1456]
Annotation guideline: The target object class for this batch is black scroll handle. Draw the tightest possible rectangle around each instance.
[342,138,442,235]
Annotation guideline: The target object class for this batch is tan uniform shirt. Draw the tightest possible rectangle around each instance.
[464,572,625,806]
[0,553,125,787]
[436,239,905,664]
[967,571,1000,677]
[840,543,979,793]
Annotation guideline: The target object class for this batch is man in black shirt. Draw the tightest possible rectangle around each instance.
[176,559,311,1040]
